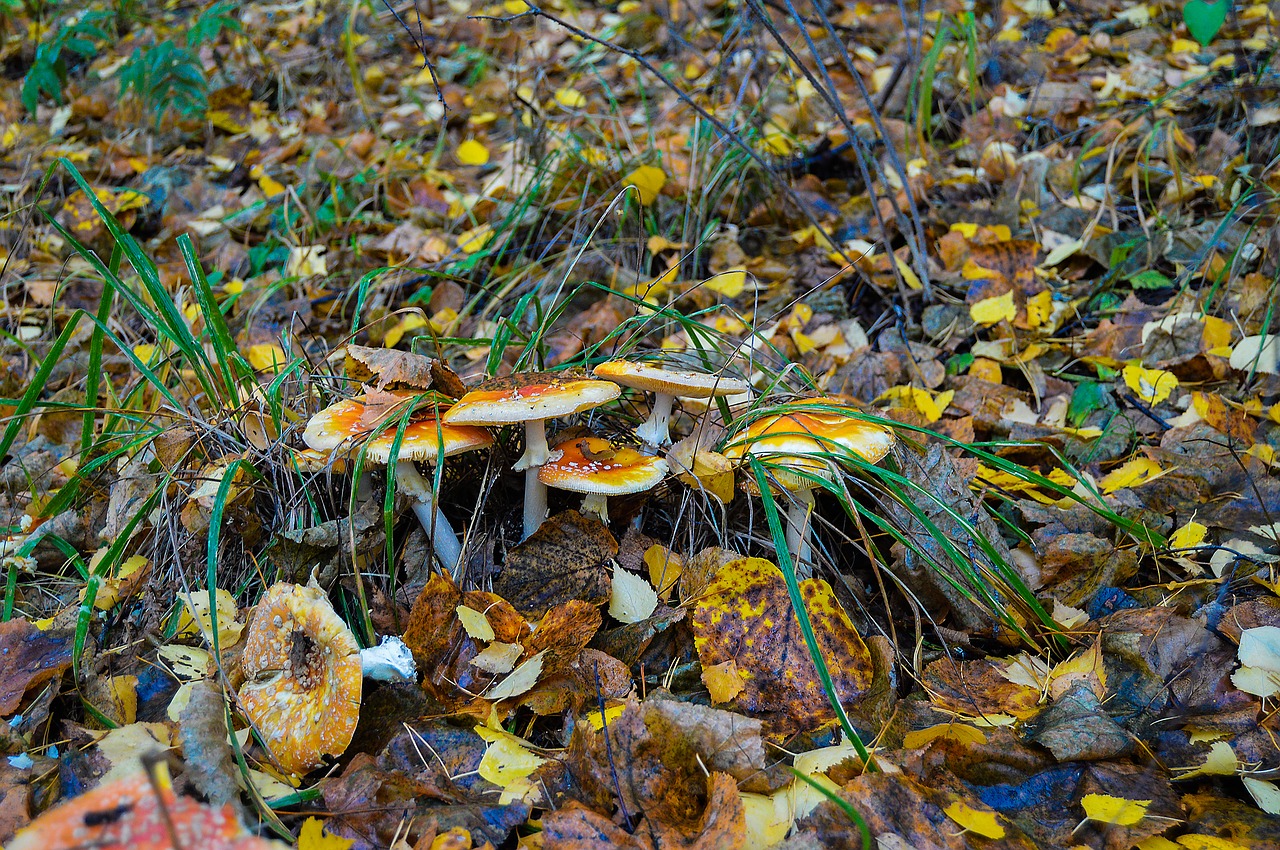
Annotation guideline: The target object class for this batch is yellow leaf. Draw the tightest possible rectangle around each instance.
[457,604,496,641]
[285,245,328,277]
[1202,315,1233,350]
[383,312,428,348]
[623,165,666,206]
[554,87,586,109]
[647,235,685,254]
[458,223,493,254]
[177,587,244,648]
[1122,362,1178,405]
[943,801,1006,839]
[1173,739,1237,779]
[1177,837,1251,850]
[298,817,355,850]
[705,269,746,297]
[969,357,1002,383]
[456,139,490,166]
[1098,456,1164,494]
[702,659,746,704]
[609,563,658,624]
[1137,839,1181,850]
[476,726,546,787]
[902,723,987,749]
[1170,520,1207,550]
[249,165,285,199]
[246,343,288,373]
[893,254,922,290]
[1025,290,1053,328]
[1080,793,1150,826]
[644,544,683,599]
[970,291,1017,326]
[877,385,943,423]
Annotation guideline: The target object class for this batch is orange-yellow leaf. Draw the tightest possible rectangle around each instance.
[624,165,666,206]
[1098,456,1164,494]
[456,139,490,166]
[298,817,355,850]
[1080,793,1150,826]
[970,290,1017,325]
[1122,363,1178,405]
[943,801,1006,839]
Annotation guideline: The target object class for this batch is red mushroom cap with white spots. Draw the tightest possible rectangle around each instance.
[8,771,289,850]
[441,373,620,426]
[237,581,362,775]
[538,436,668,495]
[593,360,749,398]
[302,391,418,452]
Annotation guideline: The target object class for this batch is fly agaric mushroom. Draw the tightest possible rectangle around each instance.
[593,360,751,448]
[723,400,895,576]
[8,769,289,850]
[304,393,493,574]
[538,435,668,524]
[238,580,363,774]
[443,372,620,539]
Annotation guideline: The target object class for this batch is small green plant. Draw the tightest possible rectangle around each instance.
[118,1,240,127]
[21,8,112,114]
[118,41,208,127]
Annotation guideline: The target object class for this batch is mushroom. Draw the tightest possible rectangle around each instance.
[723,400,895,577]
[237,580,363,774]
[538,435,669,524]
[442,372,620,539]
[9,770,289,850]
[593,360,750,449]
[304,393,494,574]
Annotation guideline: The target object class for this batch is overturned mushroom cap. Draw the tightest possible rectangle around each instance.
[593,360,750,398]
[538,436,669,495]
[442,373,620,426]
[303,391,418,452]
[8,770,289,850]
[238,581,362,774]
[364,417,494,464]
[723,400,895,490]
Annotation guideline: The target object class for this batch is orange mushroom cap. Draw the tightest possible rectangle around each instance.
[442,373,620,426]
[364,417,494,465]
[538,436,669,495]
[723,400,895,490]
[8,771,288,850]
[238,582,362,774]
[302,391,419,452]
[592,360,750,398]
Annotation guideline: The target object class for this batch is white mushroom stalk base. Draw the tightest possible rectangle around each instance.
[359,635,416,683]
[515,421,552,540]
[785,488,817,579]
[581,493,610,524]
[634,392,675,448]
[394,461,463,576]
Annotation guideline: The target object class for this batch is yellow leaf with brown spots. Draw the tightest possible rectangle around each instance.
[690,557,873,735]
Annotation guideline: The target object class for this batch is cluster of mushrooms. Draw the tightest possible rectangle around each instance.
[231,360,898,776]
[302,360,897,571]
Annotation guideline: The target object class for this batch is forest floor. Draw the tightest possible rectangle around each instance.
[1,0,1280,848]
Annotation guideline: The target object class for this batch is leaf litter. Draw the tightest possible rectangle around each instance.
[0,0,1278,847]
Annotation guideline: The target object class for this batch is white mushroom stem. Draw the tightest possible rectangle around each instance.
[785,487,817,579]
[634,392,676,448]
[514,420,552,540]
[393,460,463,575]
[359,635,416,683]
[581,493,610,524]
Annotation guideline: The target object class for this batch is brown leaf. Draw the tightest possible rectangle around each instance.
[526,601,602,673]
[345,344,466,395]
[690,558,873,736]
[921,657,1041,719]
[497,511,615,619]
[0,620,73,716]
